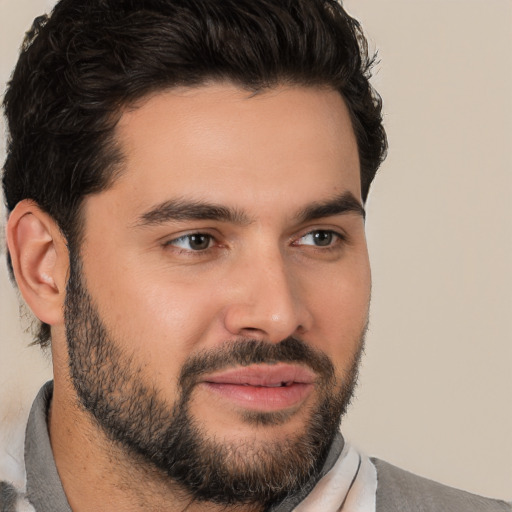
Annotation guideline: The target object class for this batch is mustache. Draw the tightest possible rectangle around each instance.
[178,337,336,393]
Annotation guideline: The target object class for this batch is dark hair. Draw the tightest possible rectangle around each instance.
[2,0,387,347]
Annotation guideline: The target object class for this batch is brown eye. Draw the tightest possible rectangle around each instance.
[167,233,213,251]
[187,234,211,250]
[297,230,339,247]
[312,230,333,246]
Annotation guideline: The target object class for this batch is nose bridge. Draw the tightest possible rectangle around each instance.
[223,241,309,342]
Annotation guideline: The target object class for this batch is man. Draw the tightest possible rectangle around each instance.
[0,0,510,511]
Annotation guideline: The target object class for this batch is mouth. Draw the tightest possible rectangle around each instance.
[200,363,316,412]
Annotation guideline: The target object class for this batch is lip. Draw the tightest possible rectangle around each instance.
[200,363,316,412]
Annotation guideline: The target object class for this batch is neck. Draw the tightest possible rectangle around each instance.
[49,379,262,512]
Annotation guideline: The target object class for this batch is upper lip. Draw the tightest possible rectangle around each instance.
[202,363,316,387]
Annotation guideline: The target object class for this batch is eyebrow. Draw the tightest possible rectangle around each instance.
[296,192,366,223]
[135,198,251,227]
[134,191,365,228]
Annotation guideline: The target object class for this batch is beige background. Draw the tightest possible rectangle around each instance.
[1,0,511,501]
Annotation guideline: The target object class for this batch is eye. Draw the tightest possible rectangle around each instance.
[296,230,341,247]
[166,233,214,251]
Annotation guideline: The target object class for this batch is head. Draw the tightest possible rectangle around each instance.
[3,0,386,508]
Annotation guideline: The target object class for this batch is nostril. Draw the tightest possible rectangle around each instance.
[239,327,266,337]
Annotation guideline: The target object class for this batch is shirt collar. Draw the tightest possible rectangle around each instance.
[25,381,71,512]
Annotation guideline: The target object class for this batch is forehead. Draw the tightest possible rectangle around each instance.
[101,84,361,219]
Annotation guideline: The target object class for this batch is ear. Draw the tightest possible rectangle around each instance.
[6,200,69,327]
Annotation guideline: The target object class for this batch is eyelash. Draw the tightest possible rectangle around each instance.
[163,229,346,254]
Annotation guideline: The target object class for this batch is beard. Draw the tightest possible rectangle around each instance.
[64,257,365,508]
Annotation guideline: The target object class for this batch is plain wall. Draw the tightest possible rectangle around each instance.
[1,0,511,500]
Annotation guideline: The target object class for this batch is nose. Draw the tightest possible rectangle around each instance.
[222,249,313,343]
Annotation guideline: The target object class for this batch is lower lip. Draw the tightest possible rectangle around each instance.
[202,382,314,411]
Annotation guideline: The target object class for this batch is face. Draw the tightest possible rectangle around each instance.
[64,84,371,505]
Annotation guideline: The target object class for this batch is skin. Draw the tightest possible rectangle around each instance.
[7,84,371,511]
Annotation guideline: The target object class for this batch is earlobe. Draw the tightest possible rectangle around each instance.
[6,200,69,327]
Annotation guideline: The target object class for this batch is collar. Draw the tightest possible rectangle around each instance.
[25,381,71,512]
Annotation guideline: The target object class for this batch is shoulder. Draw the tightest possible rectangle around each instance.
[372,458,511,512]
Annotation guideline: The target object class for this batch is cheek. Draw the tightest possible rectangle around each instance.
[82,256,222,382]
[305,254,370,359]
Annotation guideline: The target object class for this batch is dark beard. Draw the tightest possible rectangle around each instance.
[64,257,364,507]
